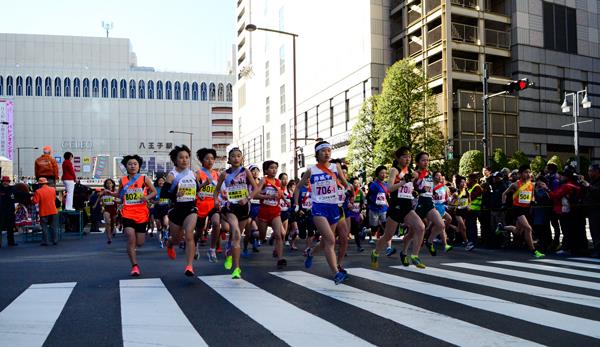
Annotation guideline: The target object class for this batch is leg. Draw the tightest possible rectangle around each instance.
[336,219,350,268]
[312,216,338,274]
[125,228,138,265]
[404,211,425,256]
[40,216,49,245]
[271,217,285,260]
[182,213,198,267]
[516,215,535,252]
[104,212,113,243]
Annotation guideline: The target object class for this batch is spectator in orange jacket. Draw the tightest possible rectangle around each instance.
[32,177,59,246]
[34,146,59,186]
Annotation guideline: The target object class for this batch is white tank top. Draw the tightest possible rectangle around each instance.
[309,163,339,205]
[170,169,197,203]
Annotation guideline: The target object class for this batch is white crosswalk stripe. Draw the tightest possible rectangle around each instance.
[199,275,374,346]
[0,282,76,347]
[391,265,600,309]
[534,258,600,270]
[271,270,541,347]
[569,257,600,264]
[490,260,600,279]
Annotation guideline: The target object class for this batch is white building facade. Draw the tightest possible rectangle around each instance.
[234,0,391,178]
[0,33,234,178]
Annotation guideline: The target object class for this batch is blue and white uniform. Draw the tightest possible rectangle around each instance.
[309,163,341,225]
[433,184,448,217]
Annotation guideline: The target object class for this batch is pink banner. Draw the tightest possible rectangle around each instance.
[0,100,14,160]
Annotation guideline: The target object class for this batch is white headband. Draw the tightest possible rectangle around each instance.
[315,143,332,152]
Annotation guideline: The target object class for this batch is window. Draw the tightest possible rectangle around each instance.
[266,97,270,122]
[138,80,145,99]
[102,79,109,98]
[174,81,181,100]
[73,78,80,97]
[16,76,23,96]
[129,79,136,98]
[279,45,285,74]
[200,82,207,100]
[0,76,3,95]
[226,83,233,101]
[278,6,284,30]
[45,77,52,96]
[183,82,189,100]
[281,123,286,153]
[120,79,127,98]
[93,79,100,98]
[83,78,90,97]
[157,81,163,99]
[330,100,334,131]
[64,77,71,97]
[265,61,270,86]
[166,81,172,99]
[111,79,118,98]
[266,132,271,158]
[209,83,216,101]
[192,82,198,100]
[54,77,61,96]
[6,76,13,95]
[25,76,32,96]
[543,2,577,54]
[148,80,154,99]
[218,83,224,101]
[35,77,42,96]
[280,84,286,113]
[345,93,350,123]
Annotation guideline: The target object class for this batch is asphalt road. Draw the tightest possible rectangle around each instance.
[1,230,599,347]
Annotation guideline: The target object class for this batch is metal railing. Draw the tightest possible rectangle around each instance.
[425,0,441,13]
[453,57,479,73]
[409,40,422,55]
[485,28,511,49]
[427,25,442,47]
[451,0,477,9]
[451,22,478,43]
[428,60,443,78]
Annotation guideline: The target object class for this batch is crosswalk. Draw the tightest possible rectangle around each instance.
[1,257,599,346]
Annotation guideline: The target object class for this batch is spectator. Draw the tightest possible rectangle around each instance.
[0,176,17,247]
[582,164,600,257]
[62,151,76,210]
[32,177,58,246]
[88,188,103,233]
[544,163,562,251]
[34,146,59,185]
[549,166,581,255]
[532,175,552,252]
[466,173,484,250]
[489,171,509,247]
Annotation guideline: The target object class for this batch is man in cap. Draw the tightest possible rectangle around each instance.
[34,146,59,186]
[0,176,17,247]
[32,177,59,246]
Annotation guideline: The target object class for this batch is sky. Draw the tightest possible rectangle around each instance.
[0,0,236,74]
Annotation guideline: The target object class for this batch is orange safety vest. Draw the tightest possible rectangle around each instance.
[512,180,533,208]
[120,175,149,223]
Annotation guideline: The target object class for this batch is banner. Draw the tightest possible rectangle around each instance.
[94,155,109,179]
[0,100,14,160]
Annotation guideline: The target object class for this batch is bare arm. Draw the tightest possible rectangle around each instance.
[144,176,158,201]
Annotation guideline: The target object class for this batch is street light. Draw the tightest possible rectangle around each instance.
[562,88,592,172]
[246,23,299,179]
[169,130,193,150]
[17,146,39,178]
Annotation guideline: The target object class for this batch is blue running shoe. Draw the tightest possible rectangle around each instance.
[242,249,250,258]
[304,248,313,269]
[385,247,397,257]
[252,239,260,252]
[334,271,349,285]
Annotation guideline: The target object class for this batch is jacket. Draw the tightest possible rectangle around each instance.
[62,159,76,181]
[35,154,59,179]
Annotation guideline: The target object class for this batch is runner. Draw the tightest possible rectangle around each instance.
[93,178,119,244]
[162,145,200,276]
[412,152,449,256]
[294,141,349,284]
[347,177,366,252]
[499,164,545,258]
[243,165,261,255]
[296,181,316,252]
[277,173,291,247]
[116,155,157,277]
[366,166,390,254]
[333,159,352,273]
[284,180,299,250]
[451,175,470,246]
[371,147,426,269]
[431,171,452,250]
[195,148,222,263]
[214,147,258,279]
[152,177,170,248]
[254,160,287,269]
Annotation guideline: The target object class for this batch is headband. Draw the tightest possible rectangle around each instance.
[315,143,332,152]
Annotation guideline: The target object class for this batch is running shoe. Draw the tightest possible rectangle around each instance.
[252,239,260,252]
[285,241,290,247]
[130,265,140,277]
[444,244,453,252]
[533,250,545,258]
[385,247,397,257]
[370,250,379,269]
[465,242,475,251]
[242,249,250,258]
[167,245,176,260]
[159,240,164,249]
[276,259,287,270]
[368,239,376,245]
[107,240,112,245]
[224,255,233,270]
[304,248,314,269]
[400,251,410,266]
[426,241,437,256]
[357,246,365,252]
[216,245,222,254]
[495,223,504,235]
[398,226,407,236]
[410,256,426,269]
[337,265,348,274]
[231,267,242,279]
[184,265,195,277]
[334,271,349,285]
[207,249,217,263]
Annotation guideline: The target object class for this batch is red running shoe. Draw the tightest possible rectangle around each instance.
[167,245,176,260]
[130,265,140,277]
[184,265,195,277]
[216,246,222,254]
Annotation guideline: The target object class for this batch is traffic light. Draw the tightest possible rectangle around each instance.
[504,78,532,93]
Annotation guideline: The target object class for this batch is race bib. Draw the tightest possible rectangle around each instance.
[420,178,434,198]
[301,193,312,209]
[124,188,144,205]
[397,182,414,199]
[159,198,170,205]
[198,184,216,199]
[314,180,337,203]
[376,192,388,206]
[102,196,114,206]
[263,186,279,206]
[518,190,532,204]
[227,184,249,203]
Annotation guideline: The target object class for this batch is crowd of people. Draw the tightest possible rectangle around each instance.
[1,142,599,286]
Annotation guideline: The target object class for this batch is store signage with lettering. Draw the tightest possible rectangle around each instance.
[62,140,93,150]
[138,141,173,150]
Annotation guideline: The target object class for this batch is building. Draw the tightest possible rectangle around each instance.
[234,0,391,177]
[389,0,600,162]
[0,33,234,178]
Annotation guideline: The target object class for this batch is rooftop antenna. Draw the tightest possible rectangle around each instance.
[101,21,114,38]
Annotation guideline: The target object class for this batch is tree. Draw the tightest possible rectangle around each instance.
[530,156,547,176]
[547,155,563,172]
[348,96,378,176]
[491,148,509,171]
[430,158,460,179]
[459,150,483,176]
[511,150,530,167]
[373,59,444,166]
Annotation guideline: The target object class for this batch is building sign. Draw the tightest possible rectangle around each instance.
[138,142,173,150]
[62,140,93,150]
[0,100,14,160]
[82,156,92,173]
[94,155,109,178]
[73,156,81,173]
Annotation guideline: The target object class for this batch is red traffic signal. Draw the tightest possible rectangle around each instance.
[504,78,532,93]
